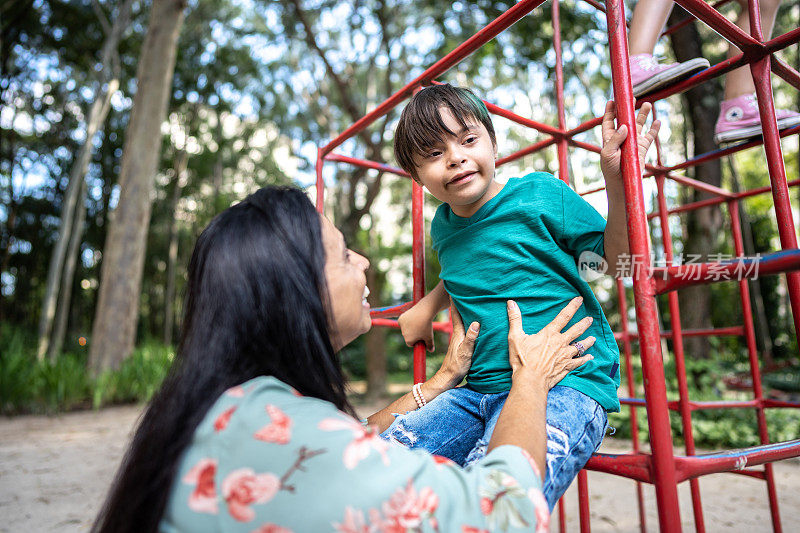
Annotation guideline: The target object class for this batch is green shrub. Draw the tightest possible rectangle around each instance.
[0,326,174,415]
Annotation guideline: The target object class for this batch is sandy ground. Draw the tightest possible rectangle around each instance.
[1,397,799,532]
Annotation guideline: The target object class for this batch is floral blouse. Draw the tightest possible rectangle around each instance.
[160,376,548,532]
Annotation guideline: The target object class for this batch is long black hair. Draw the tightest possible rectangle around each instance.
[93,186,355,533]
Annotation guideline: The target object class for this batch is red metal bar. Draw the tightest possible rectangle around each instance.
[641,53,751,104]
[325,153,410,178]
[605,0,682,528]
[673,0,762,53]
[748,56,800,355]
[496,136,558,167]
[319,0,548,158]
[568,138,602,155]
[764,25,800,53]
[577,469,591,533]
[647,178,800,220]
[652,250,800,294]
[771,57,800,91]
[316,149,325,212]
[370,302,414,319]
[553,0,570,184]
[656,175,706,532]
[371,318,451,333]
[483,100,563,137]
[411,180,426,384]
[661,125,800,174]
[613,326,745,340]
[664,172,735,199]
[616,278,648,533]
[661,0,734,38]
[673,440,800,482]
[585,453,652,483]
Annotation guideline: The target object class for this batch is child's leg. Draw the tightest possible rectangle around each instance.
[540,386,608,510]
[462,386,608,510]
[627,0,710,96]
[715,0,800,142]
[724,0,780,100]
[380,387,484,465]
[462,391,510,467]
[628,0,674,55]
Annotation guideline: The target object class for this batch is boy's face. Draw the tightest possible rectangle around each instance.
[412,106,499,218]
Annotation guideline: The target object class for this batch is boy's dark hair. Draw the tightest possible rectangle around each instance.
[394,84,496,179]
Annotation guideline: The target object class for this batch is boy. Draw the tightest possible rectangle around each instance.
[382,84,659,509]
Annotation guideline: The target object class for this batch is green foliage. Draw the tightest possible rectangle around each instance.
[608,354,800,449]
[0,325,173,414]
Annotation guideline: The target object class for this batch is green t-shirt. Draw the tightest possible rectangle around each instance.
[431,172,620,412]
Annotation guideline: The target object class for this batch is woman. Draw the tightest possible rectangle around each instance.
[94,186,594,532]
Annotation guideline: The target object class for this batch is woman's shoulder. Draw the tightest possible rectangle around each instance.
[195,376,343,440]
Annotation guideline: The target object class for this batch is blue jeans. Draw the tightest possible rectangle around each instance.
[380,385,608,510]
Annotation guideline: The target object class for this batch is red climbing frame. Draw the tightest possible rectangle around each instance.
[315,0,800,530]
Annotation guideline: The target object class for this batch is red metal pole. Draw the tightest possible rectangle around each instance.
[411,180,426,383]
[577,470,591,533]
[553,0,569,184]
[729,200,783,532]
[315,148,325,213]
[673,0,762,53]
[616,277,647,533]
[604,0,682,529]
[749,55,800,353]
[656,175,706,533]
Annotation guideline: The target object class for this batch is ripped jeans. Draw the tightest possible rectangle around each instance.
[380,385,608,510]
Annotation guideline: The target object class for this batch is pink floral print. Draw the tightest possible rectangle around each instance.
[221,468,280,522]
[478,470,530,531]
[250,524,293,533]
[334,481,438,533]
[214,406,237,432]
[461,527,489,533]
[318,416,389,469]
[527,488,551,533]
[182,458,218,514]
[255,405,292,444]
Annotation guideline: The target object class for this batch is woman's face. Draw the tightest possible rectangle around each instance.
[320,215,371,350]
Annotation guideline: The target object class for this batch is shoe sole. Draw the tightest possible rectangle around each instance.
[714,115,800,144]
[632,58,711,98]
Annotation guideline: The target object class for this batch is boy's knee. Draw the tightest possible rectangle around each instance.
[381,413,421,447]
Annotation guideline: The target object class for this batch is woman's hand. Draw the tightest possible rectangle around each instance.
[506,297,594,390]
[429,304,479,390]
[366,304,478,432]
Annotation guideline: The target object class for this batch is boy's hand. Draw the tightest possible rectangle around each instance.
[398,303,436,352]
[600,100,660,184]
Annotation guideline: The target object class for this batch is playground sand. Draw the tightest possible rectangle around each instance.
[1,400,798,532]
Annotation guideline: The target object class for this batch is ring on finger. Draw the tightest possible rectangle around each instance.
[571,341,585,358]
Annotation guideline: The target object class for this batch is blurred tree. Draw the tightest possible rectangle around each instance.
[37,0,136,362]
[89,0,186,373]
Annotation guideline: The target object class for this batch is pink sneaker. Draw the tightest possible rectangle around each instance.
[715,93,800,144]
[630,53,710,97]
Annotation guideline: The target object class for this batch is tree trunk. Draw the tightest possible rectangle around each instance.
[36,0,134,361]
[88,0,186,373]
[364,266,387,399]
[163,149,188,346]
[668,9,723,360]
[49,175,89,360]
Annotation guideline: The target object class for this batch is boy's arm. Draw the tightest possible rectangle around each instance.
[398,280,450,352]
[599,100,659,277]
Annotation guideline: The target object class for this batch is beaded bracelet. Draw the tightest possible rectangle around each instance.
[412,383,427,409]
